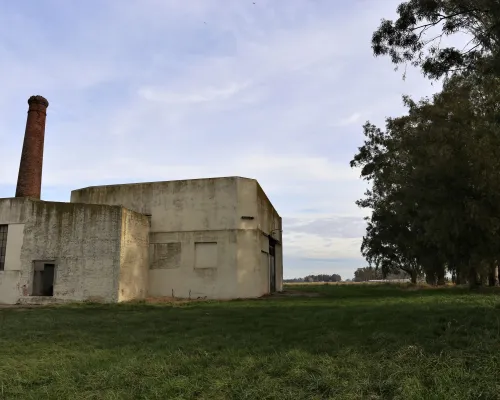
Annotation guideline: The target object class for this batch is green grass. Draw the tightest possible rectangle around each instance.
[1,284,500,399]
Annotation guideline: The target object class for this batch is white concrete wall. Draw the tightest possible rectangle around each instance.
[71,176,283,299]
[0,271,20,304]
[71,178,239,231]
[22,201,123,303]
[0,223,24,303]
[0,198,124,304]
[5,223,24,272]
[256,183,283,292]
[148,230,238,299]
[236,229,267,297]
[118,209,150,301]
[73,178,244,299]
[237,179,284,294]
[0,199,27,303]
[0,198,27,224]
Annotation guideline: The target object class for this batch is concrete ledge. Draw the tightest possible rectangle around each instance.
[17,296,76,305]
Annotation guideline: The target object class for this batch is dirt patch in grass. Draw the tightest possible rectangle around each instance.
[0,304,49,310]
[145,290,322,304]
[144,296,208,305]
[0,291,321,310]
[264,290,322,298]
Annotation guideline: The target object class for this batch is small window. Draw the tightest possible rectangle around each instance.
[195,242,218,269]
[0,225,8,271]
[150,242,181,269]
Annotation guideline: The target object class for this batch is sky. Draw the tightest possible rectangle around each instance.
[0,0,449,280]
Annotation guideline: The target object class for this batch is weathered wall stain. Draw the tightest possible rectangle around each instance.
[1,177,283,303]
[0,198,150,304]
[71,177,283,299]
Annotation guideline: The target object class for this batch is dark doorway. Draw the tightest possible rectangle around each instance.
[32,261,55,296]
[269,238,276,293]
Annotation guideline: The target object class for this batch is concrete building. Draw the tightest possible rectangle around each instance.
[0,96,283,304]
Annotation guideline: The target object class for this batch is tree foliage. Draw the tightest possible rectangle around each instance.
[350,1,500,287]
[351,73,500,287]
[353,267,411,282]
[372,0,500,79]
[353,267,382,282]
[284,274,342,283]
[304,274,342,283]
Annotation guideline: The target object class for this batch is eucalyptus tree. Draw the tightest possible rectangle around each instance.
[352,73,500,287]
[372,0,500,79]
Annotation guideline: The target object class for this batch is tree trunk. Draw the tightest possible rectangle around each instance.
[437,267,446,286]
[489,263,499,287]
[456,269,464,285]
[410,270,417,284]
[426,272,436,285]
[468,266,479,289]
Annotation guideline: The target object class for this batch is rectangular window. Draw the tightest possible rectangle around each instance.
[150,242,181,269]
[195,242,218,269]
[0,225,8,271]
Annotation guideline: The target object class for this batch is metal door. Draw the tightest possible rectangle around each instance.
[269,240,276,293]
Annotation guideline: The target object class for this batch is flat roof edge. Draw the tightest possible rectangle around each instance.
[71,176,257,192]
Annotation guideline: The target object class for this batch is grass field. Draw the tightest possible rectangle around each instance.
[1,284,500,399]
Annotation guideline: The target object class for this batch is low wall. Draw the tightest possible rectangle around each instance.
[0,198,124,304]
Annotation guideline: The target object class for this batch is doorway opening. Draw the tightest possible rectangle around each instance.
[269,238,276,293]
[32,261,55,296]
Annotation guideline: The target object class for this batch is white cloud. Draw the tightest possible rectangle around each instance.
[0,0,449,278]
[0,154,360,191]
[335,113,362,126]
[284,231,362,260]
[138,82,251,104]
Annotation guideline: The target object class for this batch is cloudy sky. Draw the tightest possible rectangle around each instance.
[0,0,446,279]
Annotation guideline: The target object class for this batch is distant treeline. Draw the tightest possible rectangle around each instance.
[284,269,413,284]
[284,274,342,283]
[353,267,411,282]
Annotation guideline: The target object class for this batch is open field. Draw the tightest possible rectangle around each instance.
[284,281,412,285]
[1,284,500,399]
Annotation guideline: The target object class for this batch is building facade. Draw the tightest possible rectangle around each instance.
[0,96,283,304]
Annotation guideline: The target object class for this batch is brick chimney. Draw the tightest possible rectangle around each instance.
[15,95,49,199]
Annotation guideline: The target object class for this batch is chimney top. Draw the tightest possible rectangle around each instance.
[28,95,49,108]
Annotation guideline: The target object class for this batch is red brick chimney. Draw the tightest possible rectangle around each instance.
[15,95,49,199]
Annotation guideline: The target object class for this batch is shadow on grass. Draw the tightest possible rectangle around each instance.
[286,282,500,300]
[2,288,499,357]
